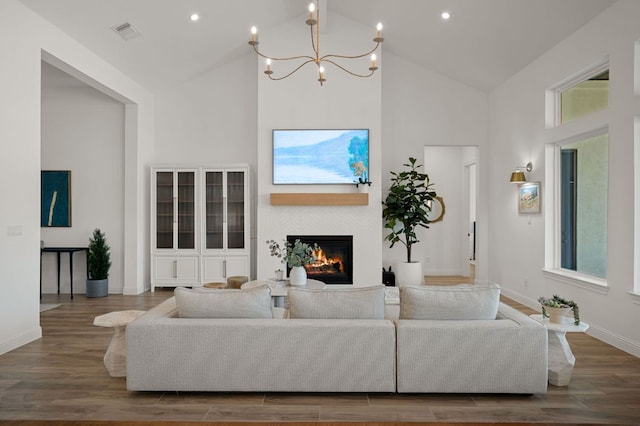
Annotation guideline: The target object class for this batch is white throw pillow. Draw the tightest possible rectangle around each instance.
[174,286,273,318]
[288,285,386,319]
[400,283,500,320]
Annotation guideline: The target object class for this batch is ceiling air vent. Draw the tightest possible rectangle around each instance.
[111,22,141,41]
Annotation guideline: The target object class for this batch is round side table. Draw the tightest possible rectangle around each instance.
[530,314,589,386]
[94,310,145,377]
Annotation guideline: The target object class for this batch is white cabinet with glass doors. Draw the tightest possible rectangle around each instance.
[150,166,250,291]
[200,168,250,282]
[150,168,199,290]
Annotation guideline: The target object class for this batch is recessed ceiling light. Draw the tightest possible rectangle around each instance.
[190,13,200,22]
[441,11,451,20]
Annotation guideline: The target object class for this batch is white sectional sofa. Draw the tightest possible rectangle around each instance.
[126,285,396,392]
[126,284,548,394]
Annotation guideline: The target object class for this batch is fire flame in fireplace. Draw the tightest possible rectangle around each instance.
[306,248,343,274]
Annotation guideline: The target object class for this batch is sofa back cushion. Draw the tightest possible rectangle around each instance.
[289,285,385,319]
[400,283,500,320]
[174,286,273,318]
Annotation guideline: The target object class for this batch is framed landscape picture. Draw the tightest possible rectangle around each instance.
[518,181,541,214]
[41,170,72,227]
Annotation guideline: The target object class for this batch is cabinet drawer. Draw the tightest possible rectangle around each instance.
[202,256,248,281]
[152,256,199,283]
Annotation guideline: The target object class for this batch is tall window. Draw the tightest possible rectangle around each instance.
[560,134,608,279]
[545,62,609,288]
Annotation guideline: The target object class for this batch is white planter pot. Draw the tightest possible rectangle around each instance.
[289,266,307,286]
[358,184,370,193]
[544,306,572,324]
[395,262,423,287]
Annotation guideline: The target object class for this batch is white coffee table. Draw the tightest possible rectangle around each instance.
[242,279,325,307]
[530,314,589,386]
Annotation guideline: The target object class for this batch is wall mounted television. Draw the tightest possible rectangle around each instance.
[273,129,369,184]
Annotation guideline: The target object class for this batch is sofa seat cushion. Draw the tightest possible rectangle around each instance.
[174,286,273,318]
[289,285,386,319]
[400,283,500,320]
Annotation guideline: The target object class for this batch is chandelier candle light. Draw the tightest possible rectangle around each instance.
[249,0,383,86]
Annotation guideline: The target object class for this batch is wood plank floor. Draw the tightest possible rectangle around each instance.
[0,288,639,424]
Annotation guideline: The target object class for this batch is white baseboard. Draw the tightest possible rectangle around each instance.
[0,327,42,356]
[587,324,640,358]
[500,284,640,358]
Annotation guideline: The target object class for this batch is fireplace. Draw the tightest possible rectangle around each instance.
[287,235,353,284]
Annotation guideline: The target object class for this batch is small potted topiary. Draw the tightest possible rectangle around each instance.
[86,228,111,298]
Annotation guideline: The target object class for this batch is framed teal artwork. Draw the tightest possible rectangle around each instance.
[41,170,71,227]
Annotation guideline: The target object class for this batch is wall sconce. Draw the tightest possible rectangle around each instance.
[509,162,533,183]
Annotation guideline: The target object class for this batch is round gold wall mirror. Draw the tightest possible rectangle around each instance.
[428,196,445,223]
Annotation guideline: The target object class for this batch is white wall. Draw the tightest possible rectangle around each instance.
[489,0,640,356]
[381,52,489,282]
[41,64,125,294]
[0,0,153,355]
[154,54,258,277]
[256,12,382,285]
[0,0,42,355]
[424,146,477,276]
[154,54,257,166]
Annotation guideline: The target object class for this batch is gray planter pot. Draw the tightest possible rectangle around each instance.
[86,278,108,298]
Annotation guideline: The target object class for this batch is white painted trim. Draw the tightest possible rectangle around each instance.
[0,328,42,356]
[628,290,640,305]
[635,117,640,296]
[546,57,608,128]
[542,269,609,295]
[551,124,609,148]
[549,57,609,93]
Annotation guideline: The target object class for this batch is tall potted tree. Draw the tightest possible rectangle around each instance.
[382,157,437,286]
[86,228,111,298]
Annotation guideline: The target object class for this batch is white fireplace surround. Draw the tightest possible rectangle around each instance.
[257,203,382,286]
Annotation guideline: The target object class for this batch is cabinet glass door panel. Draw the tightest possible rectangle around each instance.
[227,171,245,249]
[177,172,195,249]
[156,172,174,249]
[205,171,224,249]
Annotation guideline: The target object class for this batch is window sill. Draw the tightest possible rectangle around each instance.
[542,269,609,295]
[628,291,640,305]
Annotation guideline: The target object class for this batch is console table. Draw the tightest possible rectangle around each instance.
[40,247,88,299]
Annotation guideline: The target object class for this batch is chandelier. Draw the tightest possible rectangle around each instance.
[248,0,383,86]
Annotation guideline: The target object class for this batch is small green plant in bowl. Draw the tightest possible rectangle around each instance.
[538,295,580,325]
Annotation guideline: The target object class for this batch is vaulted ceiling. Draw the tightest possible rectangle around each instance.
[21,0,616,93]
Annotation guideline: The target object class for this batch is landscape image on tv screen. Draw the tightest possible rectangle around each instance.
[273,129,369,184]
